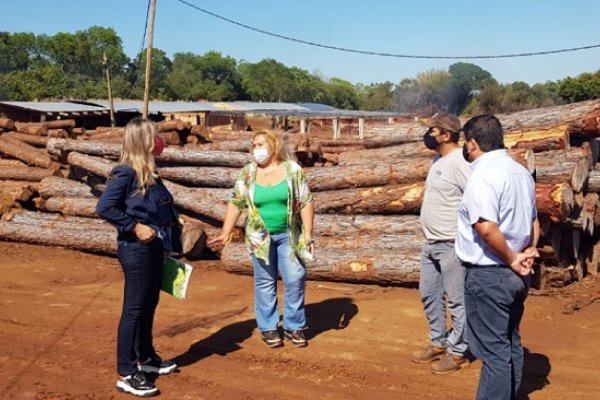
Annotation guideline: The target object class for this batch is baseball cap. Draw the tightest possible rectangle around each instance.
[419,112,462,133]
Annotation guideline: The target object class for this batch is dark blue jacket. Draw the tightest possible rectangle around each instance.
[96,164,183,253]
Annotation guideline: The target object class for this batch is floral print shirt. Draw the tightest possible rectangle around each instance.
[230,160,313,264]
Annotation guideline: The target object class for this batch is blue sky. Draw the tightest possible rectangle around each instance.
[4,0,600,85]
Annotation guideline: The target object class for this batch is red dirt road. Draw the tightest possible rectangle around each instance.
[1,241,599,399]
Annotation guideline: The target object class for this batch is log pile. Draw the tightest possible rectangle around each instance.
[0,102,600,289]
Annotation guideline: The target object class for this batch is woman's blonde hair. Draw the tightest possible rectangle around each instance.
[119,117,158,193]
[253,129,289,162]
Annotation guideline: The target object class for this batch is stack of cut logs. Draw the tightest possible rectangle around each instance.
[0,99,599,290]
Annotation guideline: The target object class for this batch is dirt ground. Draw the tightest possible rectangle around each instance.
[1,242,599,400]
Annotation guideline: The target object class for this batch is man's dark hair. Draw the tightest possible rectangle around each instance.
[462,115,504,152]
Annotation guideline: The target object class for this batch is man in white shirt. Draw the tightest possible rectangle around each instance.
[411,113,471,374]
[456,115,539,400]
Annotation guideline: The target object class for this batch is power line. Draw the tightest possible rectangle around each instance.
[174,0,600,60]
[130,0,152,92]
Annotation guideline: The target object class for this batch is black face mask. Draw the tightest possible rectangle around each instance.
[423,132,439,150]
[462,143,471,162]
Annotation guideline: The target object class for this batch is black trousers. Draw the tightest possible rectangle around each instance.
[116,239,164,376]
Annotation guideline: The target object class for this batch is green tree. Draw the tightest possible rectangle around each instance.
[0,64,68,100]
[357,82,394,111]
[239,59,295,102]
[448,62,494,114]
[127,48,173,100]
[168,51,242,101]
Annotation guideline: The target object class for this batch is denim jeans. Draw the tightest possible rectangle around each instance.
[251,233,306,332]
[464,265,529,400]
[419,241,467,355]
[116,239,164,376]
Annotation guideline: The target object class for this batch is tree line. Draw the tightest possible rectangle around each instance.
[1,26,599,115]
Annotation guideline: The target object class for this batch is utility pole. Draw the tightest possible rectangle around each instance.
[143,0,157,119]
[103,52,116,127]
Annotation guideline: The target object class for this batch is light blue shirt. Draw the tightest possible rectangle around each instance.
[455,149,537,266]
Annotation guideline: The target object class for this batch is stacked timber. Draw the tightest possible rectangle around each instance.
[0,102,600,290]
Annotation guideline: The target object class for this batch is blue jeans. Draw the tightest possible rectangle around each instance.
[464,265,529,400]
[251,233,306,332]
[419,241,467,355]
[116,239,164,376]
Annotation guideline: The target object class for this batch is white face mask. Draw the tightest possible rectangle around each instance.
[253,148,270,164]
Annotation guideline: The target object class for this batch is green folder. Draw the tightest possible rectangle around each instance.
[161,257,193,300]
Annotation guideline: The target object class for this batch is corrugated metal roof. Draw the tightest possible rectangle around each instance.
[0,101,109,113]
[80,100,221,114]
[296,102,338,111]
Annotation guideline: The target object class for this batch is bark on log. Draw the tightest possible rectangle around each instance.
[45,119,76,129]
[0,218,116,254]
[66,152,114,178]
[87,129,124,141]
[162,181,230,222]
[195,140,252,152]
[3,210,207,258]
[0,159,27,167]
[535,155,589,192]
[39,177,96,199]
[2,131,48,147]
[158,166,239,188]
[568,108,600,137]
[497,100,600,131]
[0,137,60,170]
[221,239,421,285]
[535,183,573,222]
[338,143,435,166]
[14,122,48,136]
[0,118,15,130]
[504,126,570,151]
[158,131,181,146]
[314,214,421,236]
[312,182,425,214]
[0,180,37,199]
[48,139,251,167]
[157,119,191,132]
[35,196,98,217]
[47,129,69,138]
[586,170,600,193]
[305,159,432,191]
[320,145,365,154]
[0,166,61,181]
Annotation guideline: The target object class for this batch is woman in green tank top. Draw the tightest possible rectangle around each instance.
[208,129,314,348]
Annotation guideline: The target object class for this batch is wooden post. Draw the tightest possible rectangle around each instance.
[103,52,116,128]
[359,118,365,139]
[388,117,394,124]
[300,119,306,134]
[143,0,157,119]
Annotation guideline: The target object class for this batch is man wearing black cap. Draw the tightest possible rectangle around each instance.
[411,112,471,374]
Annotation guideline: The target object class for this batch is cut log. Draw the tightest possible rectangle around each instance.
[504,126,570,151]
[66,152,114,178]
[306,159,432,191]
[47,129,69,138]
[158,131,181,146]
[158,166,239,188]
[195,139,252,152]
[45,119,76,129]
[39,176,96,199]
[221,239,421,285]
[320,145,365,154]
[48,138,251,167]
[535,157,589,192]
[162,181,230,222]
[312,182,424,214]
[535,183,573,222]
[0,118,15,130]
[180,216,206,258]
[0,159,27,167]
[497,100,600,131]
[338,143,435,166]
[87,129,124,141]
[0,137,61,170]
[35,196,98,217]
[2,131,48,147]
[14,122,48,136]
[0,166,61,181]
[157,119,191,132]
[314,214,421,236]
[568,108,600,137]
